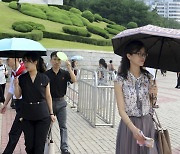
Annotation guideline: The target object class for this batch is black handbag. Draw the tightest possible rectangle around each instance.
[21,101,49,121]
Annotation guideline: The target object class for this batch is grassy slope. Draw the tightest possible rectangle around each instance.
[0,2,113,51]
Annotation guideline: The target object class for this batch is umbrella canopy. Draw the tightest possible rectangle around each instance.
[71,55,84,61]
[112,24,180,72]
[0,38,46,57]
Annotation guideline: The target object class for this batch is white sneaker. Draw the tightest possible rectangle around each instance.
[0,103,3,108]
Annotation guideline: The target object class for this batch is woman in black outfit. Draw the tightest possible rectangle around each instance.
[14,53,56,154]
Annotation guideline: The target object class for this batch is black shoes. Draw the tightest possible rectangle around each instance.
[61,149,70,154]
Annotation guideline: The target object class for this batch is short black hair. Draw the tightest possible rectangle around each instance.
[50,51,58,59]
[109,60,112,63]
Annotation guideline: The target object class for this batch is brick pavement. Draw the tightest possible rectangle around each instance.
[0,71,180,154]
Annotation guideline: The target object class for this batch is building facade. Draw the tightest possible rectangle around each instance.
[19,0,63,5]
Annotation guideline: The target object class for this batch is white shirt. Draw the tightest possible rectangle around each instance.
[0,64,7,84]
[8,65,22,99]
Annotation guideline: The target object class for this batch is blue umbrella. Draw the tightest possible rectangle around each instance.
[0,38,46,57]
[71,55,83,61]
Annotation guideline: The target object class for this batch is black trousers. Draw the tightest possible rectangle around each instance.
[3,103,22,154]
[22,117,51,154]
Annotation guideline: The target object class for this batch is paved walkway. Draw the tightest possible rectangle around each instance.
[0,71,180,154]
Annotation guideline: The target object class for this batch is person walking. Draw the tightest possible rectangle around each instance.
[14,53,56,154]
[46,51,76,154]
[97,58,108,85]
[175,72,180,89]
[114,40,158,154]
[0,58,8,104]
[0,58,26,154]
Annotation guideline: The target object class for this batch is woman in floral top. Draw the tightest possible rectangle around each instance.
[114,40,158,154]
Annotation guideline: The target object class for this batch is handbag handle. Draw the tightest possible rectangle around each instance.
[47,123,53,140]
[151,110,162,130]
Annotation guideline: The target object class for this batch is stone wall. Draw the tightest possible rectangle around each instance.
[45,49,122,71]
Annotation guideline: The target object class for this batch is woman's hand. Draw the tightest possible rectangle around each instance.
[132,127,145,143]
[50,115,56,122]
[13,77,19,87]
[149,81,158,96]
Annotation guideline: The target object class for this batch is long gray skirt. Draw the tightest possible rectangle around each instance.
[116,114,158,154]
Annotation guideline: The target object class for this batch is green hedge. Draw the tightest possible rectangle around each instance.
[12,21,45,33]
[69,14,84,27]
[127,22,138,29]
[82,10,94,23]
[104,27,119,35]
[107,24,126,32]
[69,8,82,15]
[0,30,43,41]
[46,12,72,25]
[87,25,109,39]
[62,26,91,37]
[43,31,111,46]
[103,18,116,25]
[77,15,90,26]
[9,1,18,10]
[49,4,71,11]
[20,4,47,20]
[94,14,103,22]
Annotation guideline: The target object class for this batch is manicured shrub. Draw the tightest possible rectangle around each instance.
[14,24,33,33]
[69,8,82,15]
[82,10,94,23]
[12,21,45,33]
[102,18,116,25]
[43,31,111,46]
[77,15,90,26]
[20,4,47,20]
[87,25,109,39]
[9,1,18,10]
[62,26,91,37]
[69,14,84,27]
[94,14,103,22]
[0,30,43,41]
[46,12,72,25]
[127,22,138,29]
[104,27,119,35]
[107,24,126,32]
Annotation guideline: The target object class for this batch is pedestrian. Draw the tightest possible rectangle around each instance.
[46,51,76,154]
[14,53,56,154]
[175,72,180,89]
[97,58,108,85]
[71,60,78,76]
[107,60,116,80]
[0,58,26,154]
[160,69,167,76]
[0,58,8,104]
[114,40,158,154]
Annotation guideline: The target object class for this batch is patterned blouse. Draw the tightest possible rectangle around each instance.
[115,71,153,117]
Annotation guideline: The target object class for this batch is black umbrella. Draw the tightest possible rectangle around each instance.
[112,24,180,72]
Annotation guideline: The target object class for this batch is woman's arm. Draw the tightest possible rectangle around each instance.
[14,77,22,99]
[45,83,56,122]
[114,82,144,141]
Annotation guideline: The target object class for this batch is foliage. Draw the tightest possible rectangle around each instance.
[9,1,18,10]
[127,22,138,29]
[87,24,109,39]
[69,14,84,27]
[0,30,43,41]
[104,27,119,35]
[62,26,91,37]
[102,18,116,25]
[82,10,94,22]
[69,7,82,14]
[94,14,103,22]
[12,21,45,33]
[43,31,111,46]
[107,24,126,32]
[20,4,47,20]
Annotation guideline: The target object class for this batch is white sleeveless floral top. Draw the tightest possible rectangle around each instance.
[115,71,153,117]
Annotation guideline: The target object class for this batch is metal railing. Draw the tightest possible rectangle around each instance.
[77,68,116,127]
